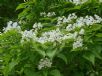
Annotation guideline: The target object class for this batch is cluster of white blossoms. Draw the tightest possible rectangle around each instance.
[68,0,102,5]
[57,13,77,26]
[40,12,56,17]
[65,15,102,32]
[33,22,43,33]
[3,21,21,33]
[2,13,102,49]
[33,22,43,29]
[73,36,83,49]
[68,0,88,5]
[38,58,52,70]
[21,23,43,43]
[21,30,37,43]
[37,28,63,43]
[1,13,102,70]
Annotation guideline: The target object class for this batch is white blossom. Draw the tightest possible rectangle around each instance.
[39,29,63,43]
[63,33,74,40]
[73,32,78,39]
[40,12,46,17]
[73,36,83,49]
[84,16,95,26]
[21,30,37,43]
[75,17,85,27]
[40,12,56,17]
[3,21,21,33]
[47,12,56,17]
[57,13,77,26]
[33,22,43,29]
[37,37,47,44]
[66,24,74,31]
[94,14,102,23]
[38,58,52,70]
[68,0,88,5]
[79,28,85,35]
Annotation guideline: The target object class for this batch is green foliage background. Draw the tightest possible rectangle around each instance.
[0,0,23,31]
[1,0,102,76]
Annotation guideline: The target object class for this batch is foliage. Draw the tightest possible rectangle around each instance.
[16,0,102,29]
[1,0,102,76]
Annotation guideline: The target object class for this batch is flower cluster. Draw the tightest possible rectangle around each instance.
[37,28,63,43]
[2,13,102,69]
[40,12,56,17]
[2,14,102,49]
[38,58,52,70]
[57,13,77,26]
[33,22,43,29]
[3,21,21,33]
[21,30,37,43]
[73,36,83,49]
[68,0,88,5]
[65,14,102,32]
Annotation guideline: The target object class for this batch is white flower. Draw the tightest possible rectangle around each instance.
[58,17,63,21]
[33,22,43,29]
[40,12,46,17]
[68,0,88,5]
[68,13,77,20]
[63,33,74,40]
[84,16,95,26]
[21,30,37,43]
[66,24,74,31]
[47,12,56,17]
[40,12,56,17]
[7,21,13,26]
[24,0,29,2]
[79,28,85,35]
[94,14,102,23]
[63,17,68,23]
[57,13,77,26]
[56,17,64,26]
[73,32,78,39]
[3,21,21,32]
[73,36,83,49]
[38,58,52,70]
[12,22,18,28]
[37,37,47,44]
[33,23,38,28]
[75,17,85,27]
[37,23,43,29]
[39,29,63,43]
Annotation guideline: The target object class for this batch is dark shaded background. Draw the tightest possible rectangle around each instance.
[0,0,23,30]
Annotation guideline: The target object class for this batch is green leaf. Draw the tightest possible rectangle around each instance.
[92,46,102,59]
[3,59,19,76]
[96,33,102,37]
[57,53,67,64]
[50,69,62,76]
[91,24,102,31]
[16,2,28,10]
[83,53,95,65]
[46,49,57,59]
[24,68,41,76]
